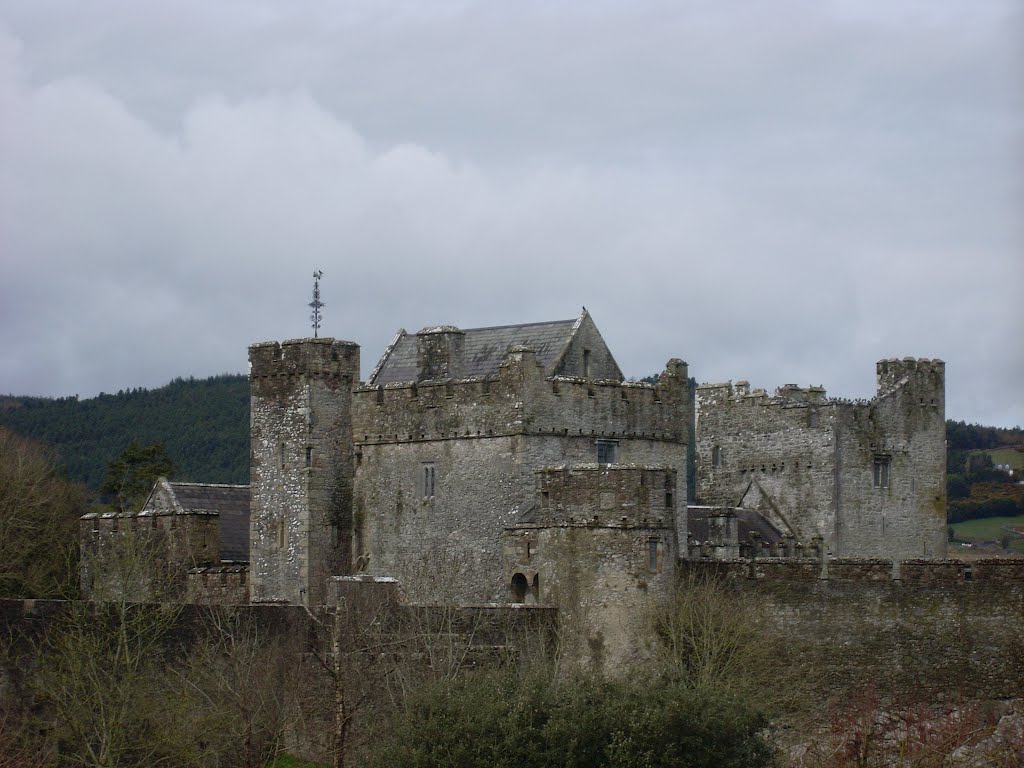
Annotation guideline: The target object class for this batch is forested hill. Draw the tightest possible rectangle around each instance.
[0,374,249,491]
[2,372,1022,501]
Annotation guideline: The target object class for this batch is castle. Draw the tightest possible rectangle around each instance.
[81,310,948,625]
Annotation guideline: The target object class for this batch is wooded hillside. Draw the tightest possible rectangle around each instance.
[0,375,249,491]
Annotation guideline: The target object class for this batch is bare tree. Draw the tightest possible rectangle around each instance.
[0,427,84,598]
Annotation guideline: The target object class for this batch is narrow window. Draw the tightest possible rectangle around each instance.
[583,349,592,377]
[421,463,436,497]
[277,518,286,548]
[305,446,312,467]
[376,384,385,404]
[808,409,819,428]
[511,573,529,603]
[596,440,619,464]
[280,442,286,469]
[664,473,673,508]
[541,490,550,508]
[873,456,891,489]
[712,446,722,466]
[648,540,660,573]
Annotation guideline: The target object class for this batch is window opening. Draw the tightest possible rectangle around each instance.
[511,573,529,603]
[277,518,286,548]
[664,474,673,508]
[712,446,722,466]
[305,446,312,467]
[280,443,286,469]
[422,463,436,497]
[583,349,592,377]
[596,440,619,464]
[873,456,890,488]
[648,540,661,573]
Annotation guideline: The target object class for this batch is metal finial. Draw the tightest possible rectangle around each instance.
[309,270,324,338]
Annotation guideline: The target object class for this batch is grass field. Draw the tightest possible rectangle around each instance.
[950,514,1024,554]
[984,446,1024,470]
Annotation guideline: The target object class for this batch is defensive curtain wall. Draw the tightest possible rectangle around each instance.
[4,558,1023,763]
[696,358,947,560]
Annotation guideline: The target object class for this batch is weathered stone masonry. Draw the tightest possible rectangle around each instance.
[249,338,359,606]
[696,358,946,559]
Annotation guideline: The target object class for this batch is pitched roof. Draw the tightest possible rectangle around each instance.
[167,482,250,563]
[369,318,579,386]
[687,506,784,546]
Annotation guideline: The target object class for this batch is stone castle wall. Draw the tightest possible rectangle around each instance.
[80,510,219,601]
[185,565,249,605]
[695,358,946,559]
[682,558,1024,701]
[350,349,689,602]
[249,338,359,606]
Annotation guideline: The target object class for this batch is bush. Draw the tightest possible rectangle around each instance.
[367,667,775,768]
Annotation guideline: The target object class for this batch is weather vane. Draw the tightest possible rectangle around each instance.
[309,269,324,338]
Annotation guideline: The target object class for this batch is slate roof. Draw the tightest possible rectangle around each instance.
[687,506,784,546]
[168,482,250,563]
[370,319,578,386]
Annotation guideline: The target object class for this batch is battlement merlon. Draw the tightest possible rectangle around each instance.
[249,338,360,380]
[352,349,690,443]
[529,464,679,526]
[876,357,945,396]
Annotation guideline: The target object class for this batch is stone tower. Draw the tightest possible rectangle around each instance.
[248,337,359,606]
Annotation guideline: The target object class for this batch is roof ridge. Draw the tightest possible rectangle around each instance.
[446,318,575,334]
[168,482,250,489]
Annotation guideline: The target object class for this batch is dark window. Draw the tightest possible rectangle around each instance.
[596,440,619,464]
[664,473,674,508]
[712,446,722,466]
[376,384,384,404]
[511,573,529,603]
[873,457,890,488]
[280,443,286,469]
[305,446,312,467]
[422,463,436,497]
[541,490,550,508]
[648,540,661,573]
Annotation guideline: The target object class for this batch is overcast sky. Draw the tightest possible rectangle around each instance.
[1,1,1021,426]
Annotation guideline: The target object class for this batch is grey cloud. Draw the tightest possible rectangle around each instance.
[0,1,1021,427]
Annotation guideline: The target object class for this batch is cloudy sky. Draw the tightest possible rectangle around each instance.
[1,1,1021,426]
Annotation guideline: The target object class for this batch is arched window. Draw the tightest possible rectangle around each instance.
[511,573,529,603]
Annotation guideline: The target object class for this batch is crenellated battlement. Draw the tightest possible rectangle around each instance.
[249,338,360,382]
[684,557,1024,586]
[353,349,688,445]
[876,357,945,395]
[525,465,677,527]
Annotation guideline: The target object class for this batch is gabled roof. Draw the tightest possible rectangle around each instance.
[144,479,250,563]
[687,506,785,546]
[369,313,584,386]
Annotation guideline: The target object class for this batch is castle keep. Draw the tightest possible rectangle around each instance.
[81,310,948,622]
